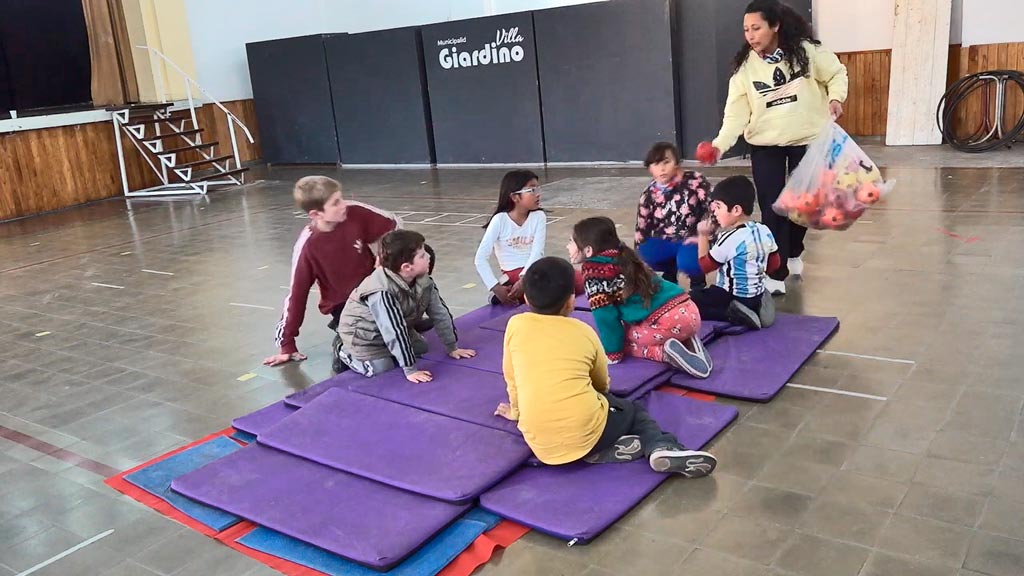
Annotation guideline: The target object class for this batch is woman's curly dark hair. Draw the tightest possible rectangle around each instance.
[732,0,820,77]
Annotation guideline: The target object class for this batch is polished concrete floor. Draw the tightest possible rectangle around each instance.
[1,157,1023,576]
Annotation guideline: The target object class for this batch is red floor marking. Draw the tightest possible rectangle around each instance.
[0,424,120,478]
[937,227,981,243]
[654,385,718,402]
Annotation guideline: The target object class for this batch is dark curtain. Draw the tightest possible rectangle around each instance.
[0,0,92,111]
[0,34,12,118]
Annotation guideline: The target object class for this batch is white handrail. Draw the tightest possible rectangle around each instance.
[136,45,255,144]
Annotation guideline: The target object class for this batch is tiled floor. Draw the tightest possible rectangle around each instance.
[0,156,1023,575]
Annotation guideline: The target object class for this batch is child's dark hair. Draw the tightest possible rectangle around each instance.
[572,217,658,307]
[379,230,426,273]
[732,0,819,76]
[644,142,680,168]
[710,175,757,215]
[523,257,576,315]
[483,169,540,229]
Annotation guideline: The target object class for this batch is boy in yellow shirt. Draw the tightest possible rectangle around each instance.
[495,257,717,476]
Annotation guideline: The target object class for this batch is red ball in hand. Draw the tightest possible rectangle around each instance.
[696,141,718,165]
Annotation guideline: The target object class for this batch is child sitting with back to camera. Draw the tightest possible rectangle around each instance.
[336,230,475,382]
[495,256,717,476]
[691,175,779,330]
[570,217,713,379]
[635,142,713,289]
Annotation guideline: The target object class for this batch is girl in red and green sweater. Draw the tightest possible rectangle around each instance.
[568,217,713,379]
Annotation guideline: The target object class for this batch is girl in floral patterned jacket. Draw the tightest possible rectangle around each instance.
[635,142,713,289]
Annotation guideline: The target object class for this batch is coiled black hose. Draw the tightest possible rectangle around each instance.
[937,69,1024,152]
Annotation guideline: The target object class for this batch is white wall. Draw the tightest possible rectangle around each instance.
[813,0,963,52]
[961,0,1024,45]
[185,0,331,101]
[185,0,607,101]
[323,0,490,34]
[491,0,605,15]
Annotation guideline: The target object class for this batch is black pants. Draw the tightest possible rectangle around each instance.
[658,268,706,290]
[588,394,682,457]
[689,285,761,322]
[750,145,807,280]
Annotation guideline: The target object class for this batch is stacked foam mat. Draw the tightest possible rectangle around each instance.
[163,303,836,572]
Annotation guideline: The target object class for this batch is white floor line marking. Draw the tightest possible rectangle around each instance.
[786,383,888,401]
[90,282,124,289]
[815,349,915,365]
[141,269,174,276]
[257,265,269,270]
[16,529,114,576]
[229,302,275,311]
[420,213,451,222]
[119,251,132,256]
[29,242,40,246]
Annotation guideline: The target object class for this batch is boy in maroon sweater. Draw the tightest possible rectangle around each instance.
[263,176,400,368]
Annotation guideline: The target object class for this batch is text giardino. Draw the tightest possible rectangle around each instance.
[439,27,525,69]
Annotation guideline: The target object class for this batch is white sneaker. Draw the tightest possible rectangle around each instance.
[764,277,786,295]
[788,257,804,276]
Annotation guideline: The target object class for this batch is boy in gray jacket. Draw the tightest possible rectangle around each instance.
[336,230,476,382]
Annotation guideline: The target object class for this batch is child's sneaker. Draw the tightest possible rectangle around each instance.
[758,291,776,328]
[649,447,717,478]
[583,435,643,463]
[726,301,762,329]
[788,257,804,276]
[690,334,713,371]
[664,338,711,379]
[764,277,786,295]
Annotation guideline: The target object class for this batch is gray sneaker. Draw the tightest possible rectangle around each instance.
[758,290,776,328]
[583,435,643,463]
[727,300,762,330]
[664,337,712,379]
[649,448,717,478]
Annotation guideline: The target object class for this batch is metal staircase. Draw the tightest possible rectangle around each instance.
[111,47,256,197]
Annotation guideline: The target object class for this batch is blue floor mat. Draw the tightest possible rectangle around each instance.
[237,508,501,575]
[124,436,243,531]
[230,430,257,444]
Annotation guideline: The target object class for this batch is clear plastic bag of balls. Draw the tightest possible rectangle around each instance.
[772,121,894,231]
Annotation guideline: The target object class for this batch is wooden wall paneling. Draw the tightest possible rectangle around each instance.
[0,122,160,221]
[198,99,262,164]
[835,49,890,137]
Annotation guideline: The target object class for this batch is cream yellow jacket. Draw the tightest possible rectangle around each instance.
[713,42,848,152]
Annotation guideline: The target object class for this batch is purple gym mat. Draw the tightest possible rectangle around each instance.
[171,444,471,570]
[477,307,727,344]
[421,326,507,374]
[345,359,520,435]
[259,388,531,503]
[669,313,839,402]
[232,401,296,436]
[480,390,736,543]
[574,293,591,310]
[452,304,522,331]
[284,370,364,408]
[639,390,739,450]
[423,325,669,397]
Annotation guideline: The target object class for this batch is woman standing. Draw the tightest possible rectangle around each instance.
[703,0,847,294]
